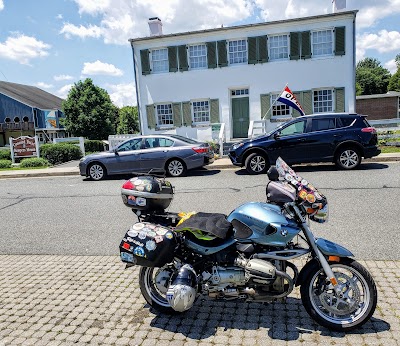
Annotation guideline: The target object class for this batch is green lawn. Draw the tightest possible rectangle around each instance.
[379,146,400,153]
[0,166,49,171]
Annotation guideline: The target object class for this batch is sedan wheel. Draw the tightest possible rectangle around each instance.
[167,159,187,177]
[88,163,106,181]
[245,153,269,175]
[336,148,361,170]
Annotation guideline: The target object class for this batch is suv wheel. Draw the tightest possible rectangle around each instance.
[335,148,361,170]
[245,153,269,174]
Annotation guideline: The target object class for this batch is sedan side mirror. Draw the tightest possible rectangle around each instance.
[274,132,281,140]
[113,148,119,156]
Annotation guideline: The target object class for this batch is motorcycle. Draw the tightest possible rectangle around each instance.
[119,157,377,331]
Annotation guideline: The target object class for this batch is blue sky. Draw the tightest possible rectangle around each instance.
[1,0,399,107]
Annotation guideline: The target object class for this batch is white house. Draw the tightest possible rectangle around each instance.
[129,10,357,142]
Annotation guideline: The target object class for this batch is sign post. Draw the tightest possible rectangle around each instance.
[9,136,39,164]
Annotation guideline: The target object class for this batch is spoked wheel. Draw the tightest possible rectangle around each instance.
[88,163,106,181]
[335,148,361,170]
[139,266,176,314]
[245,153,269,174]
[166,159,187,177]
[300,259,377,331]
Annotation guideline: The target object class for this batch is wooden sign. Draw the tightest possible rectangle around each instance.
[9,136,40,163]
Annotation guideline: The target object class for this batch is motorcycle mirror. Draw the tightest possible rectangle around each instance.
[267,166,280,181]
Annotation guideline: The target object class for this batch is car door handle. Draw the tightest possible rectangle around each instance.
[297,138,306,142]
[333,134,342,137]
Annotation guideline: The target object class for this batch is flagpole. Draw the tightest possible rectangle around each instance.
[262,83,288,120]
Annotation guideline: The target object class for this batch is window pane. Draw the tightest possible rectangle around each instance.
[189,44,207,69]
[156,104,173,125]
[192,100,210,123]
[311,119,336,131]
[118,138,141,151]
[228,40,247,64]
[312,30,333,56]
[313,89,333,113]
[271,94,291,117]
[269,35,289,60]
[280,121,306,136]
[151,49,168,73]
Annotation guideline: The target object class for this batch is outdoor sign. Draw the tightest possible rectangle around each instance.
[44,110,57,128]
[211,123,221,141]
[9,136,40,163]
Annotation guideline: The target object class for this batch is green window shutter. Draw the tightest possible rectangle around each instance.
[301,31,311,59]
[217,40,228,67]
[248,37,257,64]
[260,94,271,119]
[302,91,312,115]
[290,32,300,60]
[210,99,220,123]
[206,41,217,68]
[172,103,182,127]
[258,35,268,63]
[140,49,150,75]
[168,46,178,72]
[335,26,346,56]
[146,104,156,129]
[335,87,345,112]
[178,45,188,71]
[292,92,302,117]
[182,101,192,126]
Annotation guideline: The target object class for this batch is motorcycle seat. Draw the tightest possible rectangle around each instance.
[175,212,232,240]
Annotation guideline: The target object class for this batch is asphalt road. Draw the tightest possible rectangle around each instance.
[0,161,399,260]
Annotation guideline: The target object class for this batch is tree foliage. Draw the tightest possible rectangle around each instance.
[62,78,118,139]
[388,54,400,92]
[117,106,139,134]
[356,58,391,95]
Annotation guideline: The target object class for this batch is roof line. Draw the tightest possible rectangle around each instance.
[129,10,358,43]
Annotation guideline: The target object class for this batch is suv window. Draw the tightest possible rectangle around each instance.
[338,117,356,128]
[311,118,336,132]
[280,120,306,136]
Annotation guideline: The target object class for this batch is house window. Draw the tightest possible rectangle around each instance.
[228,40,247,65]
[312,29,333,57]
[231,89,249,96]
[269,34,289,61]
[271,94,291,117]
[189,44,207,69]
[192,100,210,123]
[313,89,333,113]
[156,104,173,125]
[4,117,11,123]
[151,48,168,73]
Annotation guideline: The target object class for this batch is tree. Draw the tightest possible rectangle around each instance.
[117,106,140,134]
[388,54,400,92]
[356,58,391,95]
[62,78,118,140]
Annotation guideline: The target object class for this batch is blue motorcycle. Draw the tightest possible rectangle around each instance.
[119,157,377,331]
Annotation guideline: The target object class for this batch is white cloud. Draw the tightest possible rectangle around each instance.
[384,59,398,74]
[36,82,53,89]
[0,34,51,65]
[0,0,4,11]
[357,30,400,61]
[73,0,111,15]
[54,74,74,81]
[55,84,73,99]
[56,14,63,20]
[81,60,123,76]
[356,0,400,29]
[60,23,102,39]
[106,83,136,107]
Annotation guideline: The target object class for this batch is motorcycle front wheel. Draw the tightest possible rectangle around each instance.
[139,266,176,314]
[300,259,377,331]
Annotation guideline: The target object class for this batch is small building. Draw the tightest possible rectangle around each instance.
[0,81,66,146]
[356,91,400,120]
[129,10,358,142]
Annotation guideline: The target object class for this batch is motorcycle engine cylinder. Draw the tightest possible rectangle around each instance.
[235,258,276,279]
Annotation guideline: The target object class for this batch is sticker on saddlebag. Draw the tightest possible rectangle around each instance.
[121,252,134,263]
[133,246,145,257]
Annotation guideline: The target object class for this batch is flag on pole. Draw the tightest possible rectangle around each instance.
[277,86,305,116]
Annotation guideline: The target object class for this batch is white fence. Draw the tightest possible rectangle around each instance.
[108,134,139,150]
[53,137,85,156]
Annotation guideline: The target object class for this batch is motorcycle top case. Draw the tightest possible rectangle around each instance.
[120,222,177,267]
[121,176,174,213]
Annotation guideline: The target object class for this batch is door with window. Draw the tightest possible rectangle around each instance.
[108,138,143,174]
[140,137,174,172]
[231,89,249,138]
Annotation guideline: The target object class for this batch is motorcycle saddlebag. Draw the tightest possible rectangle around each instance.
[120,222,176,267]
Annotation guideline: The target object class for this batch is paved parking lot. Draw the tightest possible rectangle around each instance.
[0,255,399,346]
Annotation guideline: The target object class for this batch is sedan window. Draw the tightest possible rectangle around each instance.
[118,138,142,151]
[280,121,306,136]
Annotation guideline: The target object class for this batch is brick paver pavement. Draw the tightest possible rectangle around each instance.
[0,255,399,345]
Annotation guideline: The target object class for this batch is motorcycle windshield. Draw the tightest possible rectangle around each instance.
[275,157,328,222]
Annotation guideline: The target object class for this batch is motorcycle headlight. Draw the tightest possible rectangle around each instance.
[310,204,329,223]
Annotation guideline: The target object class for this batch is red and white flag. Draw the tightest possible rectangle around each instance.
[277,86,305,116]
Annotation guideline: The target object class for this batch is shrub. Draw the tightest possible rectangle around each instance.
[206,141,220,154]
[0,159,12,169]
[40,143,83,165]
[0,149,11,160]
[85,140,105,153]
[20,157,49,168]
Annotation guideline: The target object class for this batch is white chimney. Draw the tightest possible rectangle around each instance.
[148,17,163,36]
[332,0,346,13]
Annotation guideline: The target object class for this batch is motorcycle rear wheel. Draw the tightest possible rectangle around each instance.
[139,266,176,314]
[300,259,377,331]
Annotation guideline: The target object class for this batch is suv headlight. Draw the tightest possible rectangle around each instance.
[232,143,244,150]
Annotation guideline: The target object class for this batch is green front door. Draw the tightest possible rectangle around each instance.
[232,97,249,138]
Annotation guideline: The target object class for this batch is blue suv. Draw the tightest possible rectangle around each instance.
[228,113,381,174]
